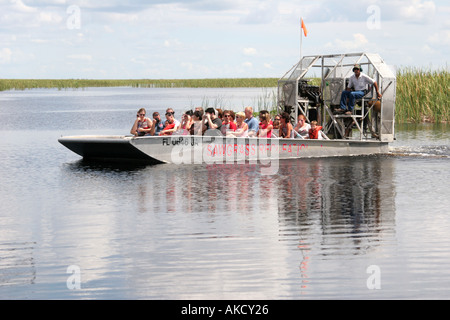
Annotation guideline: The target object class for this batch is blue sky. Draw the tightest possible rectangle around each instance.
[0,0,448,79]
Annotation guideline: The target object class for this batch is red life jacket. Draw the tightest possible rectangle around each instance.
[161,122,176,135]
[309,126,323,139]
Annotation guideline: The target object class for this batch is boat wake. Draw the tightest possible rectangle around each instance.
[389,145,450,158]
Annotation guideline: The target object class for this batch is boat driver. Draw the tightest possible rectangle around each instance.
[338,64,382,115]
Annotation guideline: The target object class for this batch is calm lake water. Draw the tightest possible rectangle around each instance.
[0,87,449,300]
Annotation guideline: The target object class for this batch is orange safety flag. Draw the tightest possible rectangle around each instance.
[301,18,308,37]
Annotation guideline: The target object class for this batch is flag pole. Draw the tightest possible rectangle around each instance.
[300,18,303,61]
[300,20,303,60]
[300,18,308,62]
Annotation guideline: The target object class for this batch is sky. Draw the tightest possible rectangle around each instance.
[0,0,449,79]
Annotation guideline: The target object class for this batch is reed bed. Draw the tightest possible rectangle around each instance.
[396,68,449,123]
[0,78,278,91]
[1,69,448,123]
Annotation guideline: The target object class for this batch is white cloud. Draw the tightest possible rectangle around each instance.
[421,44,437,55]
[38,11,63,23]
[239,0,280,24]
[31,39,49,44]
[130,57,146,65]
[180,61,212,76]
[164,39,182,47]
[0,0,447,78]
[10,0,37,13]
[67,54,92,61]
[243,47,257,56]
[180,62,194,71]
[428,30,450,45]
[0,48,13,64]
[325,33,370,51]
[103,25,114,33]
[398,0,436,22]
[277,0,441,25]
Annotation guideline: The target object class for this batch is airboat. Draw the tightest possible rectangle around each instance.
[59,52,397,164]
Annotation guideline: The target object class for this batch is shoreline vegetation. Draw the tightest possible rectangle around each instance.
[1,69,448,123]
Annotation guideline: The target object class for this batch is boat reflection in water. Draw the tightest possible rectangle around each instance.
[273,156,396,295]
[275,156,395,245]
[55,154,396,298]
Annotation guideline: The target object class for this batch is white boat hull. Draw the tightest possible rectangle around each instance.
[59,135,389,164]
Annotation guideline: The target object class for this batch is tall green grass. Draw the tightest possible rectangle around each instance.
[0,78,278,91]
[1,69,448,123]
[396,68,449,123]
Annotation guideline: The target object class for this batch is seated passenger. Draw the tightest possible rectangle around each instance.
[190,110,203,135]
[227,112,248,137]
[202,107,222,136]
[258,110,271,121]
[165,108,181,129]
[159,111,177,136]
[151,112,164,136]
[216,108,224,121]
[194,107,204,119]
[131,108,153,136]
[244,106,259,137]
[308,120,329,140]
[258,112,273,138]
[293,114,310,139]
[221,110,237,135]
[180,110,194,134]
[272,118,280,138]
[279,112,293,139]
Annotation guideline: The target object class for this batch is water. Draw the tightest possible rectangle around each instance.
[0,87,449,300]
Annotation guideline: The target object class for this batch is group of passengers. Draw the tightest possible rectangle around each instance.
[131,106,328,140]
